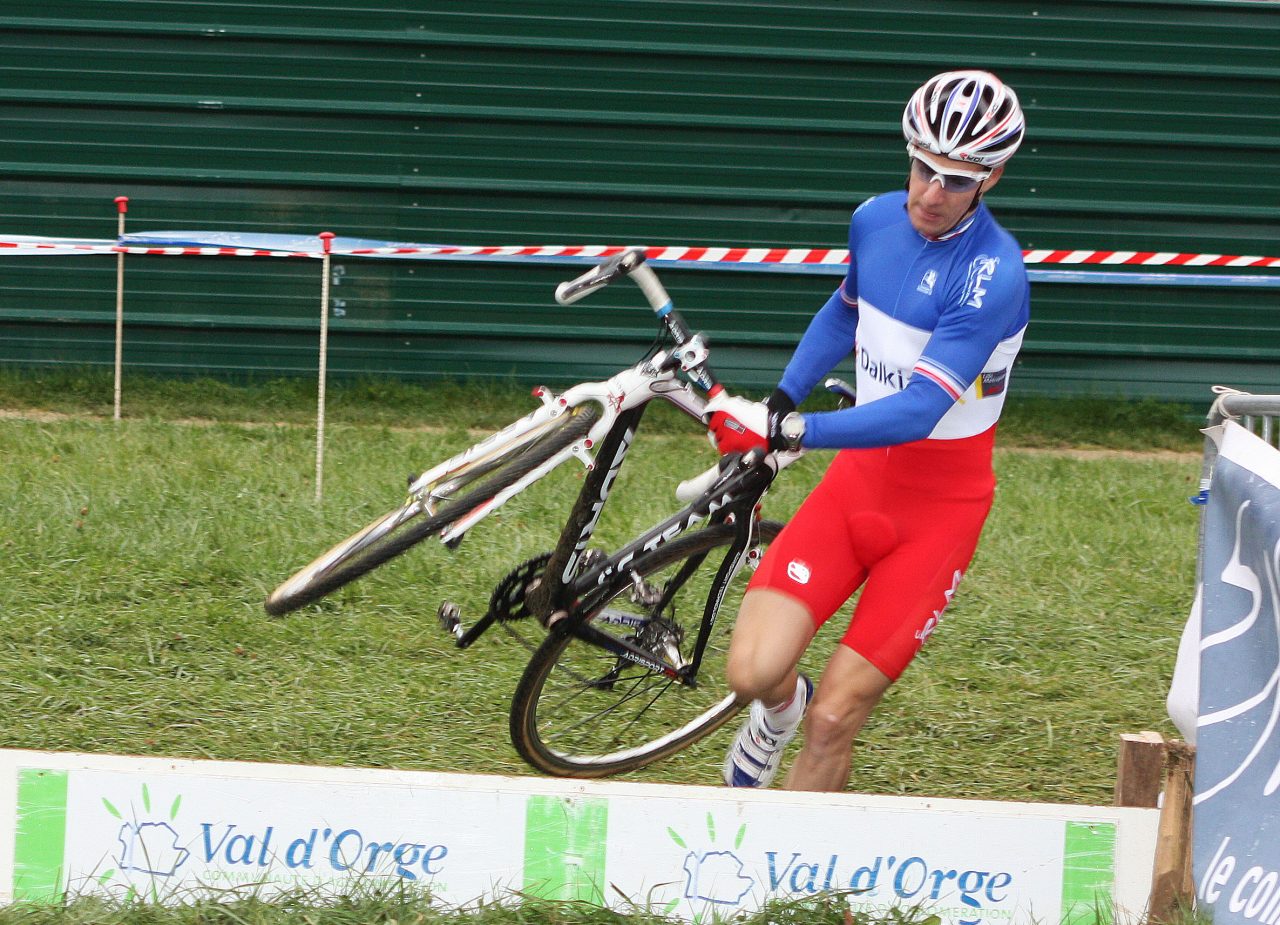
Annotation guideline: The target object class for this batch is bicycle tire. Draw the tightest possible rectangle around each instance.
[265,405,599,615]
[509,519,783,777]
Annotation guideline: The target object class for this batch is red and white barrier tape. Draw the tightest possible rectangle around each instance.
[0,241,312,258]
[2,239,1278,268]
[1021,249,1280,268]
[341,244,854,265]
[339,243,1280,268]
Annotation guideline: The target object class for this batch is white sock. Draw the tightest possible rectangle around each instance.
[763,676,807,729]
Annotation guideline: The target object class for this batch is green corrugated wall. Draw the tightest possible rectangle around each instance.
[0,1,1277,401]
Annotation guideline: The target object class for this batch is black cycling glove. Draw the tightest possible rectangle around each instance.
[764,388,798,452]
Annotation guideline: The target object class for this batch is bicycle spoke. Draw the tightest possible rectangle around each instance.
[540,672,677,751]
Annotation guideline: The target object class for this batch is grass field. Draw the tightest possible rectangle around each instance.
[0,889,866,925]
[0,370,1209,924]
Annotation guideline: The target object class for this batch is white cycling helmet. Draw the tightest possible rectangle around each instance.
[902,70,1025,168]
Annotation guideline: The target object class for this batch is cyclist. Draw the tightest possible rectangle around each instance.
[704,70,1030,790]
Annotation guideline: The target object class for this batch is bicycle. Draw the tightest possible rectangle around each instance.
[266,248,809,776]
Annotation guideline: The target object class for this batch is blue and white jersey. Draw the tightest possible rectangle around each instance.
[778,190,1030,449]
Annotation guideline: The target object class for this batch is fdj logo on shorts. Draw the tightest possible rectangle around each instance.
[915,569,963,644]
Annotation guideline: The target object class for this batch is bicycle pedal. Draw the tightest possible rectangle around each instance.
[437,601,465,641]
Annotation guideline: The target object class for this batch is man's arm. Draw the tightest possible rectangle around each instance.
[802,376,955,448]
[705,282,858,457]
[775,284,859,406]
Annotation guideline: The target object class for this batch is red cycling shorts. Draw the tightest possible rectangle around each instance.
[747,426,997,681]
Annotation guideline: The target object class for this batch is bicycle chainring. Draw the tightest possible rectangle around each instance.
[485,552,553,623]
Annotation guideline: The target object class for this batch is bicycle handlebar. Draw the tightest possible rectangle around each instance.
[556,247,719,394]
[555,248,647,306]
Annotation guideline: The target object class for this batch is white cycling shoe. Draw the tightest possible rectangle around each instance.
[723,674,813,788]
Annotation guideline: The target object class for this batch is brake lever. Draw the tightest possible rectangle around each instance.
[824,376,856,409]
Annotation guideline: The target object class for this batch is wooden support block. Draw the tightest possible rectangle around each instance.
[1148,740,1196,923]
[1115,730,1167,808]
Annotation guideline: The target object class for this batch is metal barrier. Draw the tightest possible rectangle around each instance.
[1195,388,1280,586]
[1180,387,1280,920]
[1198,387,1280,504]
[1206,388,1280,449]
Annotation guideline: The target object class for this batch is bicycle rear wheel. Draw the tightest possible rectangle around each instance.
[509,519,782,777]
[265,405,598,615]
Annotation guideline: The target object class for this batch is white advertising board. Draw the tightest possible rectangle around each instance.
[0,749,1158,924]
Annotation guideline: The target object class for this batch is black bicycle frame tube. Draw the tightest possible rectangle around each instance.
[682,513,757,680]
[523,403,649,623]
[569,455,772,608]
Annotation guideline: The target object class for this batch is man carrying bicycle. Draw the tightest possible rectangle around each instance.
[705,70,1030,790]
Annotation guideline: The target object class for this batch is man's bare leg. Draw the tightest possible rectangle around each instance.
[784,645,892,791]
[724,588,817,707]
[720,588,820,786]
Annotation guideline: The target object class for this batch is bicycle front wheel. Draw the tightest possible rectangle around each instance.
[509,519,782,777]
[265,404,598,615]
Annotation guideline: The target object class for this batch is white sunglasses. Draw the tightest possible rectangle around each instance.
[906,145,992,193]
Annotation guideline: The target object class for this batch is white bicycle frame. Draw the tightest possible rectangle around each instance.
[267,247,808,621]
[423,347,712,545]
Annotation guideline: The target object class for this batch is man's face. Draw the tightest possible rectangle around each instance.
[906,147,1003,239]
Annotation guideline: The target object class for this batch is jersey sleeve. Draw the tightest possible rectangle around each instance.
[803,375,954,448]
[776,284,858,404]
[774,207,863,403]
[911,253,1027,403]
